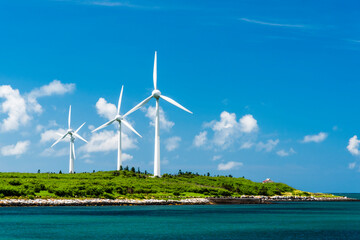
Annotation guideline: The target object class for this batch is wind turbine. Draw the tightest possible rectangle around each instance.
[92,85,142,171]
[124,51,192,177]
[51,106,88,174]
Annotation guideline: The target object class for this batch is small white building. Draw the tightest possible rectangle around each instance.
[262,178,274,183]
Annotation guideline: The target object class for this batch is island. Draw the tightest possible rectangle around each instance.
[0,169,353,206]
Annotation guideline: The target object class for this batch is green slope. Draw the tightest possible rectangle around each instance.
[0,170,316,199]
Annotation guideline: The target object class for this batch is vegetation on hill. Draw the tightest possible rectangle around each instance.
[0,169,313,199]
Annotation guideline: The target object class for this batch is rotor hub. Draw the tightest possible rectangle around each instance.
[115,115,122,121]
[152,90,161,99]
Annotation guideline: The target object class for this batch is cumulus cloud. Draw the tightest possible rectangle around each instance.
[256,139,279,152]
[27,80,75,113]
[193,131,208,147]
[204,111,258,149]
[0,85,30,132]
[121,153,133,161]
[95,98,117,120]
[277,148,296,157]
[165,136,181,152]
[79,130,136,153]
[144,106,174,131]
[1,140,30,156]
[347,135,360,156]
[0,81,74,132]
[239,114,258,133]
[40,128,68,143]
[217,161,243,170]
[302,132,328,143]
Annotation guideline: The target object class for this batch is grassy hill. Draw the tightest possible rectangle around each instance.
[0,170,325,199]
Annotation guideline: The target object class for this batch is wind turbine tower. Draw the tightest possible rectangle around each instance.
[51,106,88,173]
[125,52,193,177]
[92,86,142,170]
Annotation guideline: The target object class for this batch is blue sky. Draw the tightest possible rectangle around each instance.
[1,0,360,192]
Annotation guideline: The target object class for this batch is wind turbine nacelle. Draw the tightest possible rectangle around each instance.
[115,115,123,121]
[67,129,73,133]
[152,90,161,99]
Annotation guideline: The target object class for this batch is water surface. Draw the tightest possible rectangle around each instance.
[0,198,359,240]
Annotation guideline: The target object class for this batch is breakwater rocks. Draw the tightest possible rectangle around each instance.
[207,196,358,204]
[0,198,210,207]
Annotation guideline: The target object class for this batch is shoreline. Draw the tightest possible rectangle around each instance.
[0,196,358,207]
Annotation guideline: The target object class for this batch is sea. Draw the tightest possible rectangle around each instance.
[0,193,359,240]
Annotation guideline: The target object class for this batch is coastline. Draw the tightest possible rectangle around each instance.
[0,196,357,207]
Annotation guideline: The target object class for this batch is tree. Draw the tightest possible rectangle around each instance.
[37,169,40,174]
[207,172,210,177]
[59,170,62,174]
[131,167,136,173]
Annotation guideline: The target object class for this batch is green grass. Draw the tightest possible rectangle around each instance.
[0,170,331,199]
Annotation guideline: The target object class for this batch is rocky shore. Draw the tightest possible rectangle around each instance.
[0,196,357,207]
[0,198,210,207]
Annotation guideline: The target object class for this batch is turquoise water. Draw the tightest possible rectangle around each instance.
[0,198,359,239]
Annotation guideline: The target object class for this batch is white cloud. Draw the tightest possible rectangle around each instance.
[302,132,328,143]
[347,135,360,156]
[239,18,305,28]
[349,162,356,170]
[165,136,181,152]
[0,81,74,132]
[240,141,254,149]
[95,97,116,120]
[40,128,67,143]
[144,106,174,131]
[212,155,222,161]
[36,124,44,132]
[217,161,243,171]
[277,148,296,157]
[205,111,258,149]
[122,153,133,161]
[88,125,95,131]
[1,141,30,156]
[0,85,30,132]
[27,80,75,113]
[257,139,279,152]
[79,130,136,153]
[193,131,207,147]
[239,114,258,133]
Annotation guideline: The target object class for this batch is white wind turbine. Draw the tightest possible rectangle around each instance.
[51,106,88,173]
[92,85,142,171]
[124,51,192,177]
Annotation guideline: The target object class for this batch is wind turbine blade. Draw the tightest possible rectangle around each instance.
[55,132,63,137]
[160,95,193,114]
[123,95,153,117]
[122,119,142,138]
[92,119,116,133]
[51,133,68,148]
[117,85,124,115]
[73,132,88,143]
[75,122,86,134]
[68,105,72,129]
[153,51,157,90]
